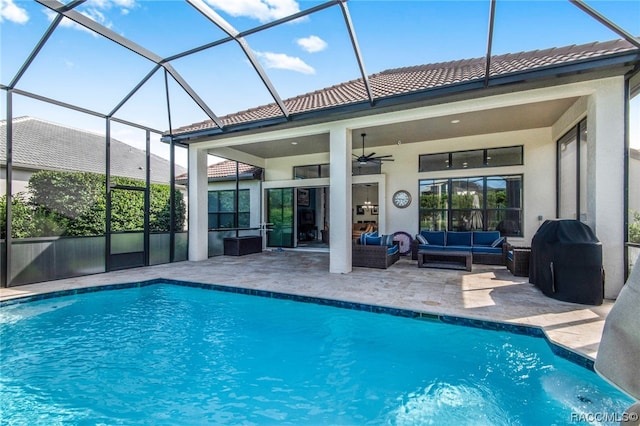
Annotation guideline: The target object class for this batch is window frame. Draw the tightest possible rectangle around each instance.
[419,145,523,172]
[207,188,251,230]
[556,118,587,220]
[418,174,524,237]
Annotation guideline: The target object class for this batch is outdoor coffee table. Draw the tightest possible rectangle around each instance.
[417,249,472,272]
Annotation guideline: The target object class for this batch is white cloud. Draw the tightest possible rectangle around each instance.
[296,35,327,53]
[204,0,300,23]
[257,51,314,75]
[45,0,136,33]
[87,0,136,12]
[45,9,105,35]
[0,0,29,24]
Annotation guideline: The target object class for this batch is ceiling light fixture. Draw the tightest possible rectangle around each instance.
[451,119,460,124]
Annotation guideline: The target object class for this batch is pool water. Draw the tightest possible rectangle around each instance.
[0,284,633,425]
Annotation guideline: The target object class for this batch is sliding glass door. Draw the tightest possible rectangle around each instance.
[266,188,294,248]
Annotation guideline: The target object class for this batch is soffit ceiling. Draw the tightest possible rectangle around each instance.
[219,97,579,159]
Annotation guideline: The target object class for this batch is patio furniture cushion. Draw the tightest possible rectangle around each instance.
[387,245,399,255]
[419,230,446,246]
[363,235,382,246]
[491,236,505,247]
[417,244,444,251]
[416,234,428,245]
[472,246,503,254]
[380,234,395,247]
[444,245,472,252]
[447,231,472,246]
[360,231,378,245]
[472,231,500,246]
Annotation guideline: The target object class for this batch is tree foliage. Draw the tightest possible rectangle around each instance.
[0,194,35,239]
[630,210,640,244]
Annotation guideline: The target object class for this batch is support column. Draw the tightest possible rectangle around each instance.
[188,145,208,261]
[329,127,352,273]
[587,78,626,298]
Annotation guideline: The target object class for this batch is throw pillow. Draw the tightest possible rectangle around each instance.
[491,236,505,248]
[364,235,382,246]
[416,234,428,245]
[381,234,395,247]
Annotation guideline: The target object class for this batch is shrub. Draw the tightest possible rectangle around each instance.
[0,193,35,239]
[22,170,185,237]
[630,210,640,244]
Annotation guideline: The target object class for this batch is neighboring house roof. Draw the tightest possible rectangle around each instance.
[176,160,263,183]
[172,39,639,137]
[0,116,186,184]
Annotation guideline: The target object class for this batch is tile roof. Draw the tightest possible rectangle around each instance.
[175,159,262,181]
[172,39,638,136]
[0,117,185,183]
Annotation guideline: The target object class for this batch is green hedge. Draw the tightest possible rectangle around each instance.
[1,170,186,238]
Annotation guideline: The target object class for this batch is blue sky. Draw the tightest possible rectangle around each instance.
[1,0,639,164]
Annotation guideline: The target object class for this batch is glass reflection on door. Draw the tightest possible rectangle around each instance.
[266,188,294,248]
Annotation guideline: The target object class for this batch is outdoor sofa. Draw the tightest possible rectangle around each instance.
[411,230,507,265]
[353,232,400,269]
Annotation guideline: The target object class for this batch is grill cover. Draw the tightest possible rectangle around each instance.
[529,220,604,305]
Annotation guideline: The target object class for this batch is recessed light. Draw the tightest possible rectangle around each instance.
[451,119,460,124]
[291,141,298,145]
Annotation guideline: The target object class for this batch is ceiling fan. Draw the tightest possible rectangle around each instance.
[353,133,394,165]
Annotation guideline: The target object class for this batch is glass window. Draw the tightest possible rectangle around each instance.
[208,189,250,229]
[451,149,483,169]
[419,152,450,172]
[352,162,381,176]
[557,126,579,219]
[579,121,588,220]
[420,146,523,172]
[628,89,639,278]
[486,146,523,167]
[419,179,448,230]
[487,175,522,236]
[419,175,522,236]
[294,164,330,179]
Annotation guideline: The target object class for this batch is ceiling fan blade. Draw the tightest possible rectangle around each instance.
[365,152,376,158]
[375,154,393,159]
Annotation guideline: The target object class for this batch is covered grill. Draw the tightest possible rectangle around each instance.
[529,220,604,305]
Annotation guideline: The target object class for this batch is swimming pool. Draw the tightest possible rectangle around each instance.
[0,280,633,425]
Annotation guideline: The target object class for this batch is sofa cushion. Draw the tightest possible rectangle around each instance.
[363,235,382,246]
[387,245,399,255]
[360,231,378,245]
[444,245,472,252]
[472,246,503,254]
[417,244,445,251]
[473,231,500,246]
[420,230,446,246]
[416,234,428,245]
[447,231,472,246]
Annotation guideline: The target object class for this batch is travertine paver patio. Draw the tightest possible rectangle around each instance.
[0,250,613,360]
